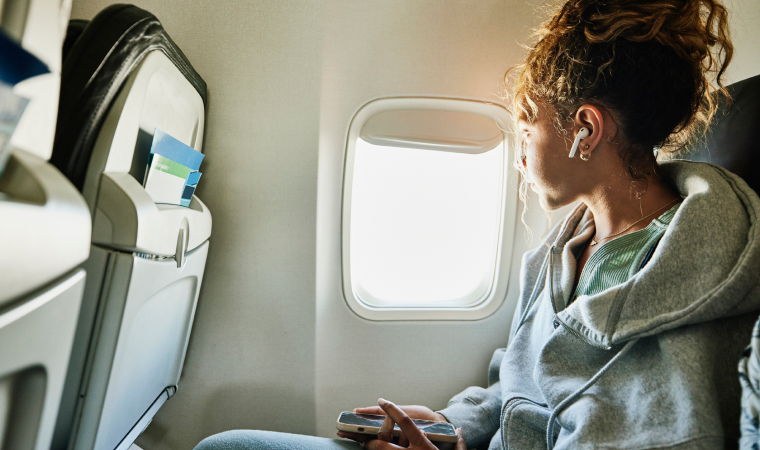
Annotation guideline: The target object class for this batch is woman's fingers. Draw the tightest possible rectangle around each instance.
[398,431,409,447]
[353,406,386,415]
[336,431,370,443]
[364,440,404,450]
[353,405,446,423]
[377,415,395,442]
[455,428,466,450]
[350,400,446,449]
[378,398,429,448]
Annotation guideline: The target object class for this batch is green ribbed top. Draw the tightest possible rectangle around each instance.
[573,203,681,300]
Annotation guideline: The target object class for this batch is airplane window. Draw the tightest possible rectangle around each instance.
[348,138,504,308]
[340,98,517,320]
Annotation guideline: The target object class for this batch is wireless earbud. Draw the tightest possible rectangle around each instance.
[568,127,590,158]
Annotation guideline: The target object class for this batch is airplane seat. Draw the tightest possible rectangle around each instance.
[49,4,212,450]
[684,73,760,194]
[0,0,91,449]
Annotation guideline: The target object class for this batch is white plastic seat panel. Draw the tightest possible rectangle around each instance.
[0,149,91,308]
[83,50,211,257]
[0,270,85,450]
[51,245,110,450]
[73,241,208,450]
[102,50,204,175]
[82,50,204,213]
[92,172,212,258]
[115,390,168,450]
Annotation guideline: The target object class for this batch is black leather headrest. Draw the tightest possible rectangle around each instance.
[51,4,206,191]
[684,74,760,193]
[62,19,88,63]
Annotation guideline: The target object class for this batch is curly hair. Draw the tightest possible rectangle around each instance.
[509,0,733,208]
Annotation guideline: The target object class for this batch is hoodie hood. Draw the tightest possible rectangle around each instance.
[552,160,760,348]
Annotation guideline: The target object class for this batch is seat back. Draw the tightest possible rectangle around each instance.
[683,73,760,194]
[51,3,207,197]
[49,5,211,450]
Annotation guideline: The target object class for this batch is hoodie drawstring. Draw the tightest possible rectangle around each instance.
[546,338,639,450]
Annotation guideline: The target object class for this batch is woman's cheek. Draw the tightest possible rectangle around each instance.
[525,152,542,184]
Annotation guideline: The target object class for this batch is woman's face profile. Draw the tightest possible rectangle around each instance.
[519,107,583,211]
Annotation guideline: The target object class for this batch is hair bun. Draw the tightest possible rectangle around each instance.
[578,0,730,73]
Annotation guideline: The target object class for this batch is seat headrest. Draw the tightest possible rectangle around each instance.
[62,19,89,63]
[51,4,206,191]
[684,74,760,193]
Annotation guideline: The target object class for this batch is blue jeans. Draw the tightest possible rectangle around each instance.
[194,430,361,450]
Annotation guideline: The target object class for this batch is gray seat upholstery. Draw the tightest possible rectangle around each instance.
[684,74,760,194]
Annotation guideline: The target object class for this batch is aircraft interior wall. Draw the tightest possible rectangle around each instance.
[64,1,760,449]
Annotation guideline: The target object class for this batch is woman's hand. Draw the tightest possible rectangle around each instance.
[338,402,450,447]
[337,398,466,450]
[352,405,448,424]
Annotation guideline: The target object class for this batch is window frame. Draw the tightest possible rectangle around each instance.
[341,97,518,321]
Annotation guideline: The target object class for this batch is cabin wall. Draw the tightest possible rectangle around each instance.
[67,1,760,449]
[725,0,760,84]
[312,0,544,440]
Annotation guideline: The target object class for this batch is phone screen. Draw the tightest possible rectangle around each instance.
[338,412,456,436]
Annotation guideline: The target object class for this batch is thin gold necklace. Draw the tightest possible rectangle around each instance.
[590,198,681,246]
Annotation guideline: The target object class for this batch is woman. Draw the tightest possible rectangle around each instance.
[196,0,760,448]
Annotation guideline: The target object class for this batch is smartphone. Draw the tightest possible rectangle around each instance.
[336,412,458,443]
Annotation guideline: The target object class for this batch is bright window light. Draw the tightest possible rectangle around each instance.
[349,138,504,307]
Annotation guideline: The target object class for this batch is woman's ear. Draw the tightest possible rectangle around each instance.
[574,105,604,157]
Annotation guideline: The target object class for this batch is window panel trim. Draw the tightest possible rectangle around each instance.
[341,97,518,321]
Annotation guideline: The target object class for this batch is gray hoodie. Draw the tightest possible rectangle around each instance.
[439,161,760,449]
